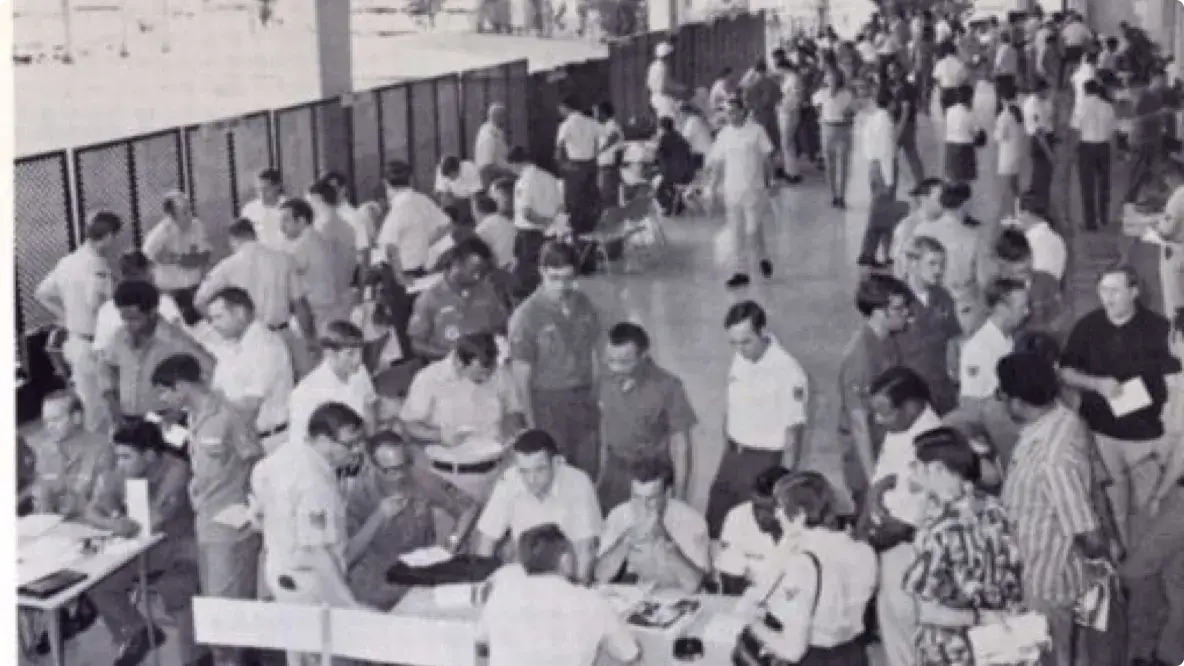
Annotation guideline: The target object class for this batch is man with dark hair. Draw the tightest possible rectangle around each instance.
[716,465,790,594]
[474,429,602,582]
[93,250,186,355]
[307,178,359,295]
[654,115,697,216]
[989,227,1070,341]
[409,236,508,361]
[508,242,603,477]
[280,197,351,335]
[473,192,516,270]
[151,352,262,666]
[289,321,378,446]
[597,321,697,509]
[240,167,287,249]
[705,301,809,537]
[434,154,483,227]
[594,456,708,592]
[556,96,602,237]
[319,170,375,264]
[478,523,639,666]
[378,159,452,278]
[1023,77,1057,211]
[102,280,214,422]
[35,210,124,432]
[959,277,1029,401]
[1006,190,1066,281]
[85,418,200,666]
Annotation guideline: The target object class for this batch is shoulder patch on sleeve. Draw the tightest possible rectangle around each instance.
[792,386,805,402]
[967,366,979,378]
[308,510,327,530]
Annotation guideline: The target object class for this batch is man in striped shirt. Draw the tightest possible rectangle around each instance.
[998,353,1110,666]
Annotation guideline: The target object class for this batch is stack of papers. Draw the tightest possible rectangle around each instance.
[399,547,452,568]
[1107,378,1153,417]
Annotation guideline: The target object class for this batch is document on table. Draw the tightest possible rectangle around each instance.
[399,546,452,568]
[212,504,254,530]
[703,612,747,646]
[1108,377,1152,417]
[433,583,477,609]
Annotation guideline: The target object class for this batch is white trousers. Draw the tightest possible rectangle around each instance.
[64,335,109,433]
[877,542,919,666]
[651,94,678,120]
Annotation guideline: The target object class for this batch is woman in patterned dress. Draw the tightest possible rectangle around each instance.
[903,427,1026,666]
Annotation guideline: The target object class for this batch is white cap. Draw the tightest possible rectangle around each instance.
[655,42,674,57]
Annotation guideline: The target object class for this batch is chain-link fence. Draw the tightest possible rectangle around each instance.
[14,151,74,358]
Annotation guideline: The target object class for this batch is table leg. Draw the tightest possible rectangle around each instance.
[138,553,162,666]
[48,609,64,666]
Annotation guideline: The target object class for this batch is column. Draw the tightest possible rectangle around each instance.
[313,0,354,189]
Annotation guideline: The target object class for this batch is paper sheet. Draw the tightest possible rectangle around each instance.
[432,583,476,609]
[212,504,254,530]
[702,612,747,646]
[399,546,452,568]
[1108,377,1153,417]
[125,479,152,535]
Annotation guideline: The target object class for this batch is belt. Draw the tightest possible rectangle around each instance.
[70,332,95,342]
[822,121,852,127]
[268,322,288,332]
[259,422,288,439]
[729,438,780,455]
[430,457,500,475]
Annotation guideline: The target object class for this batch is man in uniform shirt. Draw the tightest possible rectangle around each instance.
[151,353,262,666]
[204,287,294,453]
[280,198,352,337]
[509,241,603,477]
[717,465,790,594]
[344,431,479,610]
[474,103,514,187]
[959,277,1029,401]
[289,322,378,447]
[837,274,912,517]
[401,332,525,500]
[35,210,123,432]
[102,280,215,422]
[239,168,288,250]
[378,160,452,278]
[195,219,318,380]
[32,390,116,519]
[474,429,602,583]
[408,237,508,361]
[897,236,961,414]
[143,191,211,325]
[595,457,709,592]
[1060,266,1181,542]
[706,301,808,537]
[307,179,359,297]
[555,97,602,239]
[596,321,698,510]
[85,420,200,666]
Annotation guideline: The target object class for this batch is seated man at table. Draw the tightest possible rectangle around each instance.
[594,457,709,593]
[401,332,525,500]
[474,429,602,583]
[32,390,116,521]
[345,431,480,610]
[84,419,200,666]
[407,237,509,362]
[716,465,791,595]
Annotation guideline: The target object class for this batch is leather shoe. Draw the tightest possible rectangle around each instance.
[113,625,166,666]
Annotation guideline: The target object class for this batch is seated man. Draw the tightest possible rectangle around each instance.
[594,457,709,593]
[474,430,602,583]
[84,420,200,666]
[345,432,480,610]
[31,390,116,520]
[401,332,524,500]
[716,465,791,595]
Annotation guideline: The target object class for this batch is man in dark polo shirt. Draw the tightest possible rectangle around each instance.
[1060,265,1181,543]
[596,322,698,510]
[408,237,508,361]
[897,235,960,414]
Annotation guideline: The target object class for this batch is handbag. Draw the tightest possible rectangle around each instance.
[731,552,822,666]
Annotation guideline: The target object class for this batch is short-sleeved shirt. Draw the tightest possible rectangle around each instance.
[513,165,564,231]
[717,501,781,584]
[812,87,856,123]
[378,188,452,272]
[401,355,521,445]
[897,285,961,412]
[599,360,698,461]
[508,290,602,391]
[945,104,979,144]
[241,197,289,250]
[598,499,710,588]
[253,440,347,574]
[408,278,509,359]
[196,241,306,329]
[1021,221,1067,281]
[288,360,377,446]
[933,55,968,88]
[93,295,185,355]
[283,229,343,312]
[476,213,518,269]
[142,218,213,291]
[647,59,670,96]
[313,210,359,295]
[188,393,264,542]
[556,112,601,162]
[435,161,484,199]
[707,121,774,202]
[32,430,116,519]
[89,452,196,559]
[838,325,903,446]
[104,319,215,417]
[476,461,602,544]
[36,244,113,337]
[474,122,509,170]
[208,320,294,433]
[959,319,1015,399]
[726,339,808,451]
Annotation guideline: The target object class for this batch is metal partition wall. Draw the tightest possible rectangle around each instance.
[230,112,276,216]
[274,101,320,197]
[128,129,186,244]
[436,75,464,163]
[14,151,75,344]
[73,139,137,258]
[378,83,413,173]
[185,121,236,257]
[350,89,385,205]
[527,70,561,171]
[408,77,441,191]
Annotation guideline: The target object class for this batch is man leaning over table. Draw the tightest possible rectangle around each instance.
[407,237,509,362]
[344,432,480,610]
[84,419,200,666]
[594,456,709,593]
[474,429,602,583]
[288,321,379,448]
[152,353,263,666]
[401,332,525,501]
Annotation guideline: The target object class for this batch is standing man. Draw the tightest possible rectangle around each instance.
[377,160,452,279]
[1072,79,1117,231]
[143,191,211,325]
[705,301,808,538]
[1059,266,1181,543]
[240,168,287,250]
[1023,78,1057,212]
[596,322,698,510]
[555,97,602,242]
[151,353,263,666]
[407,238,508,362]
[1005,193,1067,282]
[898,236,961,414]
[288,322,378,447]
[508,242,603,477]
[35,210,122,432]
[707,96,776,290]
[648,41,682,121]
[739,59,782,167]
[887,59,925,188]
[280,198,351,337]
[474,103,514,187]
[307,179,359,299]
[775,60,804,184]
[319,170,376,269]
[958,277,1030,401]
[1125,70,1171,208]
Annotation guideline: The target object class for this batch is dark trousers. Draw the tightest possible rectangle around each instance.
[598,165,621,208]
[90,548,198,645]
[1124,142,1160,204]
[798,106,821,160]
[562,160,601,236]
[858,185,907,264]
[706,441,782,538]
[1077,141,1111,229]
[531,385,600,479]
[1028,136,1054,211]
[896,126,925,186]
[169,286,201,327]
[511,228,546,301]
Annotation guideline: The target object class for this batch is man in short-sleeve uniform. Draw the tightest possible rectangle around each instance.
[142,191,212,325]
[32,390,116,520]
[407,237,508,361]
[706,301,808,538]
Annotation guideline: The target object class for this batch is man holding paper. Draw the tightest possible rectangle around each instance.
[1060,266,1182,542]
[152,353,264,666]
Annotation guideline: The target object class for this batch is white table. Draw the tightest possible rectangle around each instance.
[18,519,166,666]
[393,585,739,665]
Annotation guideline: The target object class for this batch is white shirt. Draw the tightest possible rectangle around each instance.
[1023,95,1055,136]
[474,122,510,170]
[872,406,942,526]
[400,355,520,447]
[513,165,564,230]
[36,244,113,337]
[287,360,377,446]
[478,566,639,666]
[337,201,375,251]
[142,218,212,291]
[92,295,184,354]
[959,319,1015,398]
[945,104,979,144]
[1022,220,1068,280]
[934,55,968,89]
[240,197,288,250]
[863,108,897,185]
[312,210,359,296]
[717,501,781,583]
[555,112,601,162]
[779,71,804,110]
[1071,95,1116,143]
[647,59,671,96]
[936,19,952,43]
[434,161,484,199]
[597,119,624,168]
[1062,21,1092,47]
[208,320,294,434]
[725,339,808,450]
[599,498,710,570]
[475,213,518,269]
[477,462,602,543]
[811,88,855,123]
[681,114,714,157]
[994,107,1026,176]
[377,188,451,272]
[707,120,774,203]
[1071,63,1097,106]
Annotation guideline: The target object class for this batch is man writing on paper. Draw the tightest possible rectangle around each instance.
[152,353,264,666]
[1060,266,1182,542]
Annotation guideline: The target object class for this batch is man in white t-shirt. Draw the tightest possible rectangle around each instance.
[240,167,288,250]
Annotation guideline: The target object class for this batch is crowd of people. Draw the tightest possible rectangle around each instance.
[14,4,1184,666]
